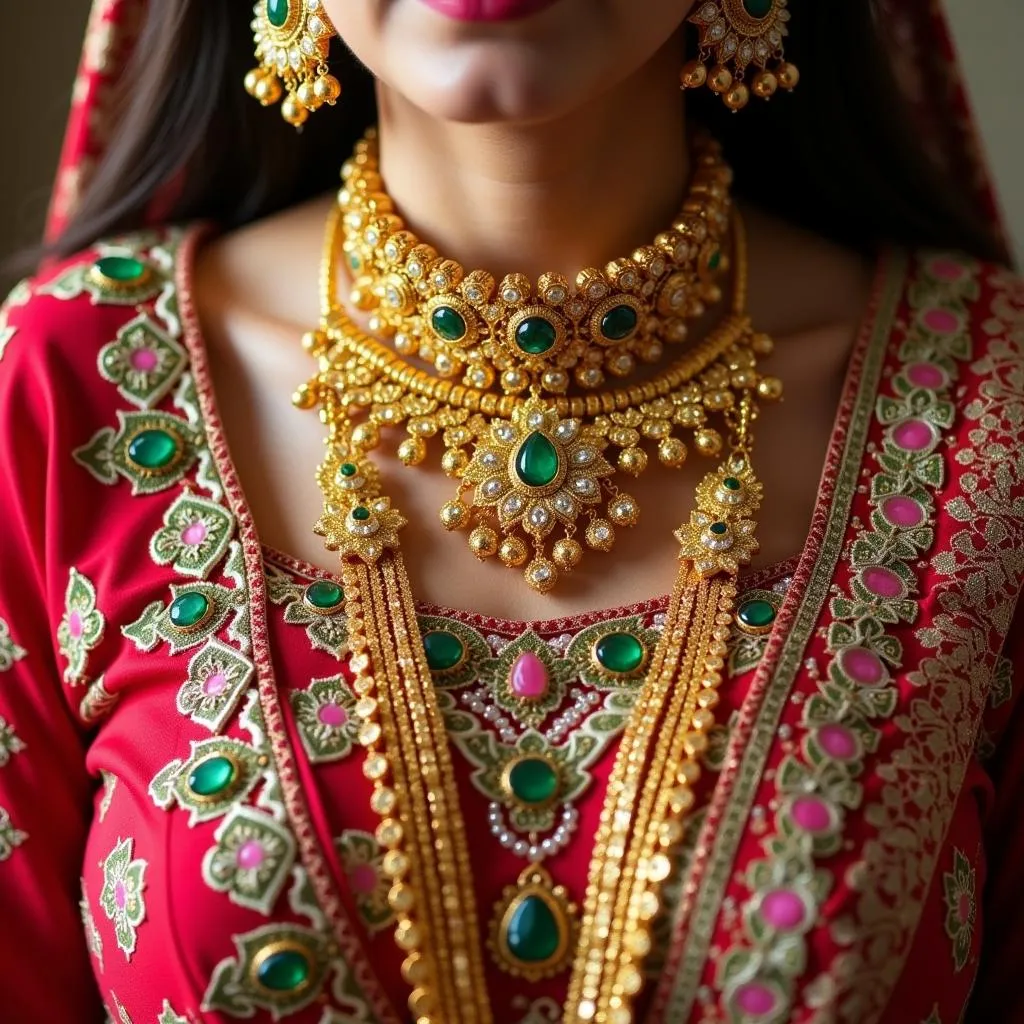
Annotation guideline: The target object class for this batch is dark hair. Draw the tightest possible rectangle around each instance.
[48,0,1006,265]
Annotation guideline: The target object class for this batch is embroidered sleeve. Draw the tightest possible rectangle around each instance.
[0,281,105,1019]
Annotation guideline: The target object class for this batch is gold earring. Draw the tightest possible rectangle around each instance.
[681,0,799,111]
[245,0,341,127]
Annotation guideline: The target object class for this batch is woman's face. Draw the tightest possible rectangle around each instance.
[323,0,695,123]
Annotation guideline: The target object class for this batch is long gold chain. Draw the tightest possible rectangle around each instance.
[300,169,770,1023]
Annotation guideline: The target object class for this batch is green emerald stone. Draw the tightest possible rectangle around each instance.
[708,249,723,271]
[169,592,211,629]
[127,428,178,470]
[431,306,467,343]
[723,477,742,491]
[257,948,312,991]
[506,895,561,963]
[423,631,465,672]
[515,316,557,355]
[595,632,646,674]
[188,755,237,797]
[710,522,729,536]
[94,255,146,283]
[339,463,358,477]
[515,432,560,488]
[508,757,559,805]
[266,0,290,28]
[305,580,343,610]
[348,254,362,272]
[742,0,773,17]
[738,599,776,629]
[600,304,638,342]
[352,506,371,522]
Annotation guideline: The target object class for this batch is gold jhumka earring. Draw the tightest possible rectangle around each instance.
[244,0,341,126]
[681,0,800,111]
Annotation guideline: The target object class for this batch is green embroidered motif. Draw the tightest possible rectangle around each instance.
[0,279,31,363]
[267,568,349,660]
[335,830,394,934]
[201,805,297,915]
[0,807,26,859]
[157,1001,190,1024]
[80,879,105,973]
[73,410,199,495]
[110,990,135,1024]
[99,837,148,960]
[416,613,491,689]
[290,676,359,764]
[99,771,118,822]
[176,638,254,733]
[202,923,330,1019]
[567,614,661,689]
[727,590,783,677]
[122,581,242,656]
[148,736,266,826]
[0,616,27,672]
[942,848,977,972]
[150,492,234,579]
[0,715,25,766]
[98,314,188,409]
[80,676,120,724]
[38,250,165,307]
[988,653,1013,710]
[57,568,106,684]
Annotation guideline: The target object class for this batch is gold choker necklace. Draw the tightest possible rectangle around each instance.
[297,141,779,1021]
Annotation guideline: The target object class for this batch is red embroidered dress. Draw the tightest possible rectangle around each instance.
[0,231,1022,1024]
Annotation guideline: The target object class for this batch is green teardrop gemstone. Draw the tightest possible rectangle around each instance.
[423,631,465,672]
[738,599,776,629]
[305,580,344,610]
[515,432,560,488]
[266,0,290,28]
[431,306,468,342]
[94,255,147,283]
[710,521,729,535]
[742,0,774,17]
[188,755,237,797]
[515,316,558,355]
[508,757,559,805]
[352,506,371,522]
[506,895,561,963]
[600,304,638,342]
[127,428,179,470]
[708,249,723,271]
[339,463,358,477]
[594,632,646,674]
[723,477,742,491]
[257,948,312,991]
[169,592,211,629]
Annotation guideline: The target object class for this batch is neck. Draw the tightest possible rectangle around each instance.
[375,41,688,283]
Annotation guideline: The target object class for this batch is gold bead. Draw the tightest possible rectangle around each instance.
[777,61,800,90]
[682,731,709,756]
[383,849,410,878]
[680,59,707,90]
[692,707,716,731]
[752,71,778,98]
[296,80,319,111]
[585,519,616,552]
[397,436,428,466]
[668,785,694,814]
[498,536,528,567]
[552,537,584,571]
[292,385,317,410]
[314,73,342,105]
[408,987,436,1020]
[758,376,784,401]
[468,526,498,559]
[395,919,422,950]
[730,370,757,389]
[244,68,263,98]
[694,428,723,457]
[618,446,648,476]
[677,762,701,786]
[608,495,639,527]
[659,819,686,846]
[389,883,416,913]
[402,952,429,987]
[623,930,652,957]
[440,448,469,476]
[646,854,672,883]
[376,817,404,848]
[704,389,734,411]
[301,329,328,355]
[351,422,380,449]
[708,65,733,94]
[750,332,774,355]
[281,94,309,127]
[439,500,470,531]
[723,83,750,111]
[698,688,721,710]
[370,787,397,815]
[658,437,688,467]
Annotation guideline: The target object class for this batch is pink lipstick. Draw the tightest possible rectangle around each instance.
[415,0,560,23]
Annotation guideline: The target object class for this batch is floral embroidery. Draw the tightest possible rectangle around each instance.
[727,588,783,677]
[99,836,148,960]
[0,616,27,672]
[510,997,562,1024]
[81,879,105,972]
[39,248,166,307]
[0,806,26,859]
[942,848,977,972]
[335,830,394,933]
[266,567,349,660]
[57,568,106,684]
[99,771,118,822]
[0,715,26,766]
[150,493,234,579]
[80,676,120,724]
[123,580,247,657]
[290,675,359,764]
[176,638,255,733]
[201,805,297,915]
[0,279,31,362]
[98,313,188,409]
[157,1001,190,1024]
[110,990,134,1024]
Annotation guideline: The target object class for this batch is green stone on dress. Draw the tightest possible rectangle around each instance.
[737,599,776,630]
[127,428,179,470]
[94,255,147,283]
[594,632,646,675]
[304,581,343,611]
[742,0,774,17]
[423,631,465,672]
[169,591,211,630]
[507,757,558,805]
[600,304,638,342]
[431,306,467,343]
[505,895,561,963]
[515,317,558,355]
[257,948,312,991]
[266,0,290,28]
[187,755,237,798]
[515,432,560,488]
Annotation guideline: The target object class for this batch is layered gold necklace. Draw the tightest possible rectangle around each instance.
[296,131,780,1023]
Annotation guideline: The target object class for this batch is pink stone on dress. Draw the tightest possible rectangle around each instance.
[68,611,83,639]
[760,889,807,931]
[790,796,834,834]
[838,646,887,686]
[350,864,378,895]
[318,702,348,727]
[509,652,550,701]
[181,522,208,546]
[881,495,926,529]
[927,257,968,282]
[733,981,778,1016]
[906,361,947,390]
[236,840,265,869]
[891,418,937,452]
[114,881,127,909]
[129,348,159,372]
[920,307,961,335]
[203,672,228,697]
[816,723,859,761]
[861,565,905,599]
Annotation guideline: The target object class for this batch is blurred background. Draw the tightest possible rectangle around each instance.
[1,1,1022,293]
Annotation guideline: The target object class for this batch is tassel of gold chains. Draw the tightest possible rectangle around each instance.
[299,198,768,1023]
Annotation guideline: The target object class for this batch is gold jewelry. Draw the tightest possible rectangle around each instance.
[340,131,732,394]
[298,170,777,1020]
[244,0,340,127]
[681,0,800,111]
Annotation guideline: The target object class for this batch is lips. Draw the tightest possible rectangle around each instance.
[415,0,560,24]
